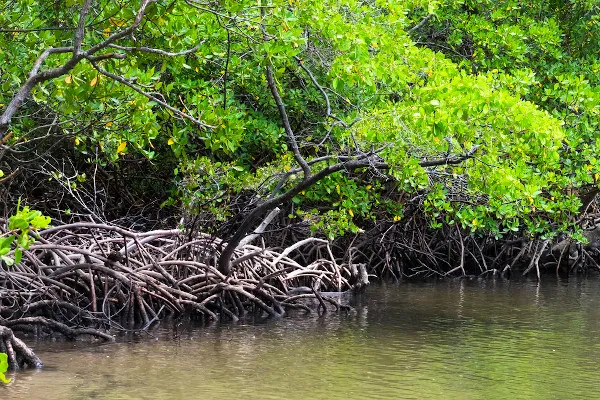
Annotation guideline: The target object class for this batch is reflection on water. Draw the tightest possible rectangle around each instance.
[4,278,600,399]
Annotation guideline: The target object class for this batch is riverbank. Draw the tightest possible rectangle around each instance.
[4,213,600,370]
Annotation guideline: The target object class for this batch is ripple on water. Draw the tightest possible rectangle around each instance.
[4,278,600,399]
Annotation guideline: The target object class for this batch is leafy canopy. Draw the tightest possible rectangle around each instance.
[1,0,598,240]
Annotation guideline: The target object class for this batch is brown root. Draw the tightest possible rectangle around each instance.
[0,221,361,365]
[0,325,43,370]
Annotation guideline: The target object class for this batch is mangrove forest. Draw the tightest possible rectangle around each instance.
[1,0,600,383]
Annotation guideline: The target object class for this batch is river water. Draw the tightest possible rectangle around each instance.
[4,278,600,399]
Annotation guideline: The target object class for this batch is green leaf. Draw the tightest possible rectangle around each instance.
[0,353,8,373]
[8,217,28,231]
[0,373,10,384]
[14,248,22,264]
[0,353,10,384]
[1,255,14,266]
[0,236,15,250]
[31,215,51,229]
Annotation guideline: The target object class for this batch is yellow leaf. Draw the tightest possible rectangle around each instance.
[65,75,72,84]
[393,215,401,222]
[105,121,113,128]
[472,219,478,226]
[110,18,126,27]
[366,185,372,190]
[116,142,127,153]
[348,209,354,217]
[90,76,98,87]
[0,372,11,384]
[74,137,80,145]
[168,138,175,145]
[284,165,291,171]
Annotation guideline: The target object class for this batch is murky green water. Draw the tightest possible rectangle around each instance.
[4,278,600,399]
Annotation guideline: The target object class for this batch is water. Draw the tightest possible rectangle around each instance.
[4,278,600,399]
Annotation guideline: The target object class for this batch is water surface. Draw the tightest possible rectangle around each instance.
[4,278,600,399]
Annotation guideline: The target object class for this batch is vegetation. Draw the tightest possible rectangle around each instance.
[1,0,600,370]
[0,352,10,384]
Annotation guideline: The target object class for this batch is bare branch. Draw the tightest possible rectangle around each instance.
[420,145,480,167]
[265,64,312,179]
[408,14,434,34]
[90,62,215,130]
[0,27,77,33]
[218,144,481,275]
[74,0,93,55]
[294,56,331,117]
[86,0,157,55]
[85,53,127,62]
[108,41,204,57]
[28,48,73,79]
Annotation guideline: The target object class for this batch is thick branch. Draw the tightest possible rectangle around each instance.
[74,0,93,55]
[408,14,434,34]
[0,0,157,139]
[217,146,480,275]
[91,62,214,129]
[420,145,480,167]
[108,41,204,57]
[265,63,312,179]
[218,154,382,274]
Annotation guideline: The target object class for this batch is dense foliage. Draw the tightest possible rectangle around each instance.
[1,0,599,248]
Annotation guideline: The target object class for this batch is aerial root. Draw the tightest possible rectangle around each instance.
[0,221,364,367]
[0,325,43,370]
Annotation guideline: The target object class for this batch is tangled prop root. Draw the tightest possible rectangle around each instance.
[0,222,365,368]
[0,325,42,370]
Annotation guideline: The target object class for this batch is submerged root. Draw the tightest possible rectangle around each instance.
[0,325,43,370]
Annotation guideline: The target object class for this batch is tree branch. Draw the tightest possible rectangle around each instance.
[108,41,204,57]
[0,0,157,139]
[420,145,480,167]
[73,0,93,55]
[90,62,215,129]
[265,63,312,179]
[28,48,73,79]
[0,0,214,139]
[408,14,434,34]
[217,145,480,275]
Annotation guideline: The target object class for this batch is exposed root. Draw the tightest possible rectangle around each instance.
[0,326,43,370]
[0,221,364,361]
